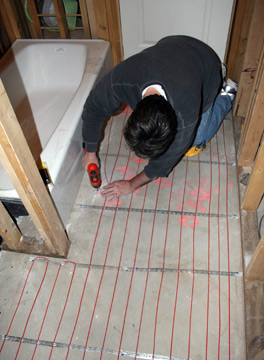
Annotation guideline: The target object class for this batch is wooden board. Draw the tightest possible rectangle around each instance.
[93,0,110,41]
[53,0,70,39]
[226,0,256,81]
[27,0,43,38]
[0,201,21,250]
[79,0,91,38]
[0,79,70,257]
[242,139,264,210]
[86,0,98,38]
[0,0,22,42]
[238,45,264,166]
[246,233,264,280]
[105,0,123,65]
[93,0,123,65]
[234,0,264,117]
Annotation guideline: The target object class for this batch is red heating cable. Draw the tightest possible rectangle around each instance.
[82,152,132,360]
[133,177,162,359]
[99,160,145,360]
[222,122,231,359]
[187,154,201,359]
[48,261,77,360]
[15,259,49,359]
[66,109,128,359]
[0,257,48,355]
[170,158,189,358]
[31,263,63,359]
[153,169,175,357]
[205,144,213,360]
[216,134,222,359]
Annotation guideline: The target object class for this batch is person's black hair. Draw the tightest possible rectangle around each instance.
[123,94,177,159]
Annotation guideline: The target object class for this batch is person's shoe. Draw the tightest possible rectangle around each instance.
[185,142,210,157]
[221,78,238,102]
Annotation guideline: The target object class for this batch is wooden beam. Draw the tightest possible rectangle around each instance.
[0,79,70,257]
[79,0,91,38]
[93,0,110,41]
[223,0,238,67]
[14,0,32,38]
[0,0,23,43]
[234,0,264,117]
[0,201,22,250]
[242,139,264,210]
[245,233,264,280]
[226,0,256,81]
[86,0,98,38]
[105,0,123,65]
[27,0,43,38]
[238,44,264,166]
[53,0,70,39]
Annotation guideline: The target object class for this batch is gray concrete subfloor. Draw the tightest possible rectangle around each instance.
[0,109,246,359]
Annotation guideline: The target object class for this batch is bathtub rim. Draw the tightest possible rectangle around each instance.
[0,38,111,202]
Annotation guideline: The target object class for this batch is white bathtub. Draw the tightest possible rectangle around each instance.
[0,39,112,226]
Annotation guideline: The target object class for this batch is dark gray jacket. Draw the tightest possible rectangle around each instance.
[82,35,222,179]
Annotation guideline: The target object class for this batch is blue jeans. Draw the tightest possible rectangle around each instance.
[192,94,232,148]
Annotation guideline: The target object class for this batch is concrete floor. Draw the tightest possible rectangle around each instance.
[0,107,246,359]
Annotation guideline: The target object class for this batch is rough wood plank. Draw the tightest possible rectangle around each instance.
[79,0,91,38]
[0,0,23,42]
[242,139,264,210]
[105,0,123,65]
[234,0,264,117]
[223,0,238,67]
[226,0,256,81]
[0,201,22,250]
[238,45,264,166]
[245,233,264,280]
[53,0,70,39]
[93,0,110,41]
[1,235,58,257]
[27,0,43,38]
[0,79,70,257]
[93,0,123,64]
[86,0,97,38]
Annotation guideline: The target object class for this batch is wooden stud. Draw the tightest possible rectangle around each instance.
[86,0,98,38]
[238,44,264,166]
[242,139,264,210]
[79,0,91,38]
[0,0,23,42]
[93,0,110,41]
[226,0,256,81]
[105,0,123,65]
[0,201,22,250]
[223,0,238,67]
[93,0,123,65]
[0,14,11,54]
[0,79,70,257]
[27,0,43,38]
[245,233,264,280]
[53,0,70,39]
[234,0,264,117]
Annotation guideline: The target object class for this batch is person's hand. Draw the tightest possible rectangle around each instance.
[101,170,151,199]
[101,180,133,199]
[82,152,99,170]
